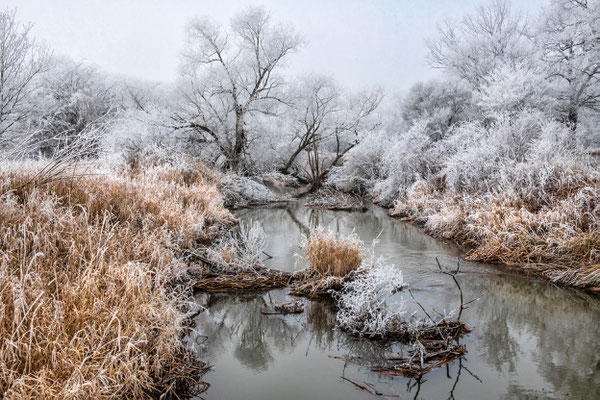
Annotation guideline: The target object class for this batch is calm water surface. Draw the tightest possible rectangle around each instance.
[191,202,600,400]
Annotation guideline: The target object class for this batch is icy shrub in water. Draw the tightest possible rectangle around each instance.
[335,261,407,337]
[207,220,268,272]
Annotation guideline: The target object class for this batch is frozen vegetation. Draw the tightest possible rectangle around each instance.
[326,0,600,290]
[335,263,407,337]
[205,220,269,272]
[0,0,599,397]
[290,230,469,376]
[220,173,291,209]
[0,156,234,397]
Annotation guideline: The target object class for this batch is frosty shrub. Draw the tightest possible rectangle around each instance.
[440,111,590,202]
[103,108,180,165]
[335,262,407,337]
[220,172,289,208]
[206,220,268,272]
[372,120,438,206]
[327,131,391,194]
[476,62,555,115]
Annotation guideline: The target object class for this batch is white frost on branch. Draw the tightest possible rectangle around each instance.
[335,260,407,337]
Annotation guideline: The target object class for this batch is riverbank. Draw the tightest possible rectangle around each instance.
[388,182,600,293]
[0,157,234,398]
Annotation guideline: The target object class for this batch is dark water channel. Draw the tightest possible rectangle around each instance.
[191,202,600,400]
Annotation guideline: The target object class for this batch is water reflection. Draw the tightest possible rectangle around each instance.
[192,201,600,400]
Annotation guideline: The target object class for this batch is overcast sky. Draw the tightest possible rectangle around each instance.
[2,0,546,92]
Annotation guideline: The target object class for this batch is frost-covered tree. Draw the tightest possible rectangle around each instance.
[176,6,302,170]
[28,58,116,157]
[327,130,391,194]
[0,9,50,139]
[401,79,473,140]
[477,61,556,115]
[538,0,600,128]
[281,75,382,189]
[427,0,532,88]
[280,75,341,175]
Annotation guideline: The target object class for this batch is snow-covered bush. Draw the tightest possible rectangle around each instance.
[101,107,179,164]
[206,220,268,272]
[372,120,438,206]
[335,261,407,337]
[477,62,556,115]
[327,131,391,194]
[440,111,589,202]
[25,58,117,158]
[220,172,290,208]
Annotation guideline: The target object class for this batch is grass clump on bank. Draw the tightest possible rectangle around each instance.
[0,158,233,398]
[289,229,364,299]
[305,229,364,277]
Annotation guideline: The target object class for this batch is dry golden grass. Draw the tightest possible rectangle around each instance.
[305,230,364,277]
[0,158,234,398]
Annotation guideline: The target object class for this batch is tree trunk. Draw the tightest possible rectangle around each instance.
[280,146,304,174]
[567,106,578,132]
[228,109,245,170]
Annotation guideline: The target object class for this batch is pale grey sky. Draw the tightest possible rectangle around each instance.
[1,0,546,91]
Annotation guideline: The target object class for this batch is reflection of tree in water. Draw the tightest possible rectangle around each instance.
[502,382,562,400]
[196,291,397,371]
[285,207,310,237]
[470,275,600,399]
[304,301,336,350]
[195,292,305,372]
[473,285,521,374]
[193,290,489,399]
[233,299,274,371]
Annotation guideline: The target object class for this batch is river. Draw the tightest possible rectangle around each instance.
[191,201,600,399]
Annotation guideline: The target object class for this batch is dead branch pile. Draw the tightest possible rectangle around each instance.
[307,187,366,211]
[194,269,292,292]
[289,274,347,300]
[371,342,467,378]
